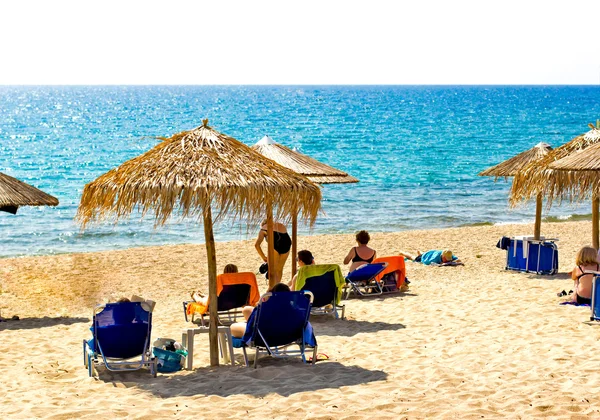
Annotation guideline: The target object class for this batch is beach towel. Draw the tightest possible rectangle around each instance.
[559,301,590,307]
[186,272,260,316]
[295,264,345,304]
[373,256,406,288]
[418,250,458,265]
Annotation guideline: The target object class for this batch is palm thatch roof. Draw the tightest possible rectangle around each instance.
[510,122,600,206]
[478,142,552,178]
[0,172,59,214]
[252,135,358,184]
[77,120,322,227]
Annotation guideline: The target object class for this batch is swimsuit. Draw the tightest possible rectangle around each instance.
[262,229,292,255]
[575,264,597,304]
[352,247,375,264]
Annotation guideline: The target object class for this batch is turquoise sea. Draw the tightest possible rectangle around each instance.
[1,85,599,258]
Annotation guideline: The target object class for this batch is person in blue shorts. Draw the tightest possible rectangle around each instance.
[398,249,463,266]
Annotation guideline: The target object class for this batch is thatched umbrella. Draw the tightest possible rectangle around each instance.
[252,135,358,277]
[77,120,322,366]
[0,172,59,214]
[478,142,552,239]
[511,122,600,248]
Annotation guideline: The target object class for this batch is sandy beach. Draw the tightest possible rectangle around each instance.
[1,220,600,419]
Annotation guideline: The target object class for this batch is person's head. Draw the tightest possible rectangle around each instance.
[117,297,131,303]
[356,230,370,245]
[575,246,598,266]
[441,250,453,263]
[297,250,314,266]
[271,283,290,293]
[223,264,238,274]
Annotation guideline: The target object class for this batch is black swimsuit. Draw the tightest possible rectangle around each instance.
[575,264,598,305]
[262,229,292,255]
[352,247,375,264]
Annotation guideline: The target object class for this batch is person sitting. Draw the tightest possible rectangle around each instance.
[230,283,291,338]
[288,250,315,290]
[570,246,599,305]
[344,230,377,272]
[190,264,239,309]
[398,249,463,266]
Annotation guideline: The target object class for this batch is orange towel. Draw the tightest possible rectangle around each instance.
[186,301,208,316]
[217,272,260,306]
[373,256,406,288]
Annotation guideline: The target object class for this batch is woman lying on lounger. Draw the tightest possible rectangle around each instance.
[230,283,291,338]
[398,249,464,266]
[190,264,238,308]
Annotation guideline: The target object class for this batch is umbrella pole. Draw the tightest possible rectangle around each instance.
[593,197,599,250]
[266,203,276,289]
[533,193,542,240]
[202,206,219,367]
[291,208,298,281]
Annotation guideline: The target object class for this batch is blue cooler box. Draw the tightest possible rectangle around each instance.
[506,238,558,275]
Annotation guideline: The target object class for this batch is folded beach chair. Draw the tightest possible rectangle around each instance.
[296,264,346,319]
[83,301,157,377]
[183,272,260,327]
[235,291,317,368]
[373,256,406,293]
[344,262,388,299]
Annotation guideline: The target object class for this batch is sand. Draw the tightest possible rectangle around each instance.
[1,220,600,419]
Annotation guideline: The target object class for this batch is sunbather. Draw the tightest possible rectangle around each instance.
[288,250,315,290]
[344,230,377,272]
[570,246,599,305]
[230,283,291,338]
[190,264,239,308]
[399,249,463,266]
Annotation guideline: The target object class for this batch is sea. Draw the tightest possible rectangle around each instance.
[1,85,599,258]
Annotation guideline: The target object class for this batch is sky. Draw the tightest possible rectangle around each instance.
[1,0,599,85]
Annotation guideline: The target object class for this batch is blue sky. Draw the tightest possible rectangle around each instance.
[1,0,599,84]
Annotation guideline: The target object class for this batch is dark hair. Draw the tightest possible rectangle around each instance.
[271,283,291,293]
[223,264,238,274]
[297,250,314,265]
[356,230,370,245]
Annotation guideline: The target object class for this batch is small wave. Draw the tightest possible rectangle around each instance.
[459,221,494,227]
[543,213,592,223]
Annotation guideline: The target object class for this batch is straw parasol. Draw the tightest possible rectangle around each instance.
[0,172,59,214]
[478,142,552,239]
[77,120,322,366]
[252,135,358,277]
[511,122,600,248]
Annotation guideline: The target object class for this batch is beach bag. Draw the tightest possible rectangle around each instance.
[381,271,398,292]
[152,338,187,373]
[259,262,269,279]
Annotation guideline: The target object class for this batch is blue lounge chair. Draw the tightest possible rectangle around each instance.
[236,291,317,368]
[344,262,388,299]
[591,274,600,321]
[83,301,157,377]
[297,264,346,319]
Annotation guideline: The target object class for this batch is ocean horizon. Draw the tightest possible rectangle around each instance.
[1,85,599,258]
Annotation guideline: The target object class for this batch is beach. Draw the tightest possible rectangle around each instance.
[1,220,599,419]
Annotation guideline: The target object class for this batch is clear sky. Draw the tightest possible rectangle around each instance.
[1,0,599,85]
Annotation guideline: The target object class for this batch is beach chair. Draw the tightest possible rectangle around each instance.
[591,274,600,322]
[296,264,346,319]
[183,272,260,327]
[344,262,388,299]
[236,291,317,368]
[83,301,157,377]
[373,256,407,293]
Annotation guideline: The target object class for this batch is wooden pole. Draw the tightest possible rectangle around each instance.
[202,206,219,367]
[593,196,599,250]
[533,193,543,240]
[266,203,276,289]
[291,208,298,281]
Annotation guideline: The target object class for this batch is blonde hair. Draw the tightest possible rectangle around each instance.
[442,250,453,261]
[575,246,598,266]
[223,264,239,274]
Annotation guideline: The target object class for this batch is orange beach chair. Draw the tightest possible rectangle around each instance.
[372,256,406,292]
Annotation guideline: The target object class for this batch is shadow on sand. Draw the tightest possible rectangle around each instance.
[309,317,405,337]
[0,316,89,331]
[99,361,387,398]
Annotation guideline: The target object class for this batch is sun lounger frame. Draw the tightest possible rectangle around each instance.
[344,262,388,299]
